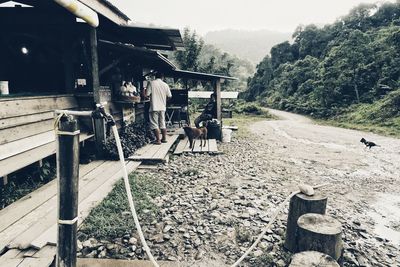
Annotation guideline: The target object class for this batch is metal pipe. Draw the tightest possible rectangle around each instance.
[54,110,93,117]
[53,0,99,27]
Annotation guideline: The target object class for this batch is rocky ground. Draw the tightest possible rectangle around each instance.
[78,110,400,266]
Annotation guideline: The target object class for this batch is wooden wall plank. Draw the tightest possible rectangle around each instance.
[0,131,55,161]
[0,133,93,177]
[0,112,53,130]
[0,120,53,145]
[0,96,78,119]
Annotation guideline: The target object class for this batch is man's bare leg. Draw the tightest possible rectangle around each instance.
[153,128,161,144]
[161,129,167,143]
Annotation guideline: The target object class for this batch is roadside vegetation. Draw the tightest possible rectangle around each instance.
[241,1,400,136]
[321,89,400,137]
[224,101,275,138]
[79,173,165,239]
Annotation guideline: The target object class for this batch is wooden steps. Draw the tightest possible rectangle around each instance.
[173,138,220,155]
[128,135,178,163]
[0,159,141,267]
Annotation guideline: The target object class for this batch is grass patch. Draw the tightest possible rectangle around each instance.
[224,112,274,138]
[79,173,165,239]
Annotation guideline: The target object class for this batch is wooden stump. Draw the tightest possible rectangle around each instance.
[297,213,343,261]
[289,251,339,267]
[284,193,327,252]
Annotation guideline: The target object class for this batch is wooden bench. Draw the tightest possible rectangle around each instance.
[0,95,94,179]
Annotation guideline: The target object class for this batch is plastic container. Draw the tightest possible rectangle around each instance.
[0,81,9,95]
[207,120,221,141]
[222,128,232,143]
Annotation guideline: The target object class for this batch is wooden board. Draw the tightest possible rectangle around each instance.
[0,96,78,119]
[0,161,111,253]
[0,119,53,145]
[128,135,178,162]
[191,139,203,153]
[7,161,119,250]
[0,133,94,177]
[0,258,23,267]
[0,112,53,130]
[208,139,219,153]
[0,160,103,236]
[181,139,219,154]
[173,138,188,155]
[17,257,54,267]
[31,161,141,249]
[0,131,55,161]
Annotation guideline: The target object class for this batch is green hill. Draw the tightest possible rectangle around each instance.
[242,1,400,135]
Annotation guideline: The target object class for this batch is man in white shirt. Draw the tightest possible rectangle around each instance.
[146,72,172,144]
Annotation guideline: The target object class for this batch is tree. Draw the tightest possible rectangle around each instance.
[174,28,204,71]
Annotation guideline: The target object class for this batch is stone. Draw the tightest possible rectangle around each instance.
[129,237,138,245]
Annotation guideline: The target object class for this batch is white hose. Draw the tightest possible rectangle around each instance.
[231,183,329,267]
[112,125,159,267]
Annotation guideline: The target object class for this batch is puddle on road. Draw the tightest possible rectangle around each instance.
[368,193,400,245]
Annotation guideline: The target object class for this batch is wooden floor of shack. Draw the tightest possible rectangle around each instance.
[0,160,141,267]
[128,134,178,163]
[0,135,182,267]
[173,137,220,155]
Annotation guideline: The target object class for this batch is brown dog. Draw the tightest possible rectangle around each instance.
[183,126,208,151]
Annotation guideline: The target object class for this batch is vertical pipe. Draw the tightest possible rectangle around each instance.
[56,116,80,267]
[89,28,100,104]
[214,79,222,122]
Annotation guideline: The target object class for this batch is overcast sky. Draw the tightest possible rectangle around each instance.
[111,0,394,35]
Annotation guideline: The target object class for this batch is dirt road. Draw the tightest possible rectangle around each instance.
[250,109,400,265]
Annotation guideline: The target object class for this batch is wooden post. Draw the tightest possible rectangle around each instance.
[289,251,339,267]
[296,213,343,261]
[89,27,100,104]
[56,116,80,267]
[284,193,327,252]
[214,79,222,122]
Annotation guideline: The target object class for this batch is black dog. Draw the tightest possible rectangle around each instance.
[360,138,379,149]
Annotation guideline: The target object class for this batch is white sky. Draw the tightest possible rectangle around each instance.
[111,0,394,34]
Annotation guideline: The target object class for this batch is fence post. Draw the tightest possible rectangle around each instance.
[56,115,80,267]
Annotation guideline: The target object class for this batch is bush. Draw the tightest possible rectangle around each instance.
[102,122,154,160]
[234,102,265,115]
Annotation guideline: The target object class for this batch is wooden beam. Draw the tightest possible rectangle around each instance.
[89,28,100,104]
[99,57,124,76]
[78,0,129,25]
[63,38,75,94]
[214,79,222,122]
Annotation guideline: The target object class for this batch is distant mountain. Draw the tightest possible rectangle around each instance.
[204,29,291,64]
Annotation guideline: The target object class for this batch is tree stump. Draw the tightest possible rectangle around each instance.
[297,213,343,261]
[289,251,339,267]
[284,193,327,252]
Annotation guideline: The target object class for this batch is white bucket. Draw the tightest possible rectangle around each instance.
[0,81,9,95]
[222,128,232,143]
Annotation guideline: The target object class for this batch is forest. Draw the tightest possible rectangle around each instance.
[171,28,255,92]
[243,1,400,128]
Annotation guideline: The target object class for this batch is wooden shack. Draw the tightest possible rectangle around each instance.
[0,0,184,181]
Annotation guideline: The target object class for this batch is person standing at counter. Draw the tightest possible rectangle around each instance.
[146,72,172,145]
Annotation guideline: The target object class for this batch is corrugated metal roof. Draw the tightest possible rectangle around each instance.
[167,69,237,81]
[188,91,239,99]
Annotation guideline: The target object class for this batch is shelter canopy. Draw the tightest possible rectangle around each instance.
[166,69,237,82]
[99,40,177,71]
[101,25,184,51]
[188,91,239,99]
